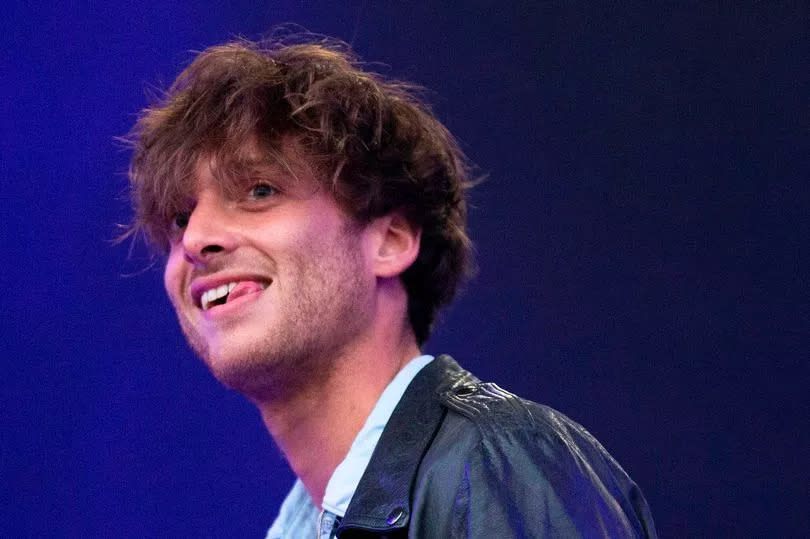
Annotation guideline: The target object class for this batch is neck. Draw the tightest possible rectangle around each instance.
[253,322,421,508]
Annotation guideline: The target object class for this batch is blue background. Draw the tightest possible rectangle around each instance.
[2,2,807,537]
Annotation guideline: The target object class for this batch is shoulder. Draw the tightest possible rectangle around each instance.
[414,357,623,474]
[438,380,617,467]
[411,375,657,537]
[424,380,625,488]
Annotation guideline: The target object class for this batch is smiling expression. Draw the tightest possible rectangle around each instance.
[163,144,377,399]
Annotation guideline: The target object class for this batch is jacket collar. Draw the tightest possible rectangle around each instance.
[338,355,478,533]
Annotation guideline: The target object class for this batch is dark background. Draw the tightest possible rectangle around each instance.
[2,2,807,537]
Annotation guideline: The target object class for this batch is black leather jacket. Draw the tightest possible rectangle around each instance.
[335,355,657,538]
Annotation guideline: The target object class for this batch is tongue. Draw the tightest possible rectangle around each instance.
[226,281,265,303]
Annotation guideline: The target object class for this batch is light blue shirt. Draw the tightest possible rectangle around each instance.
[266,355,434,539]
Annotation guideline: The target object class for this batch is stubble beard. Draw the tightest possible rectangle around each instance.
[174,235,371,404]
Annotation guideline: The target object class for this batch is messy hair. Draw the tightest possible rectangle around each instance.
[125,35,473,344]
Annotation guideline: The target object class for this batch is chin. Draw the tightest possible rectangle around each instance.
[204,347,274,396]
[201,337,305,401]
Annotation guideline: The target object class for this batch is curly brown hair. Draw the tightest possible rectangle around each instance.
[125,36,473,344]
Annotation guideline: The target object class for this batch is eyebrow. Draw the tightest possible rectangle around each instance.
[219,155,316,197]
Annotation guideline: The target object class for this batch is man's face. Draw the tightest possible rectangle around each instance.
[163,146,376,399]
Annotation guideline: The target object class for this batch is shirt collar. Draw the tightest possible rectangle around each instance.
[322,354,434,516]
[267,354,434,537]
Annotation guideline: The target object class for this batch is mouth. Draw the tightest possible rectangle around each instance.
[197,279,271,311]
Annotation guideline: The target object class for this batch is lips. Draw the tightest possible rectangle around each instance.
[192,277,271,311]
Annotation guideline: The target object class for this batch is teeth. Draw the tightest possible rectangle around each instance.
[200,281,266,310]
[201,282,235,310]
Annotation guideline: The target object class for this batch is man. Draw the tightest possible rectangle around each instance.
[125,36,657,537]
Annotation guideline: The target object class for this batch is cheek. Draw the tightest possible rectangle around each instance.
[163,251,184,301]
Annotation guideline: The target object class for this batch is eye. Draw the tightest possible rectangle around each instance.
[172,211,190,229]
[248,183,277,199]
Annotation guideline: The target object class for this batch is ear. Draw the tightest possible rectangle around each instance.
[368,212,421,279]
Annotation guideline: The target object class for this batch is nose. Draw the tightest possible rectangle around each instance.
[181,190,237,264]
